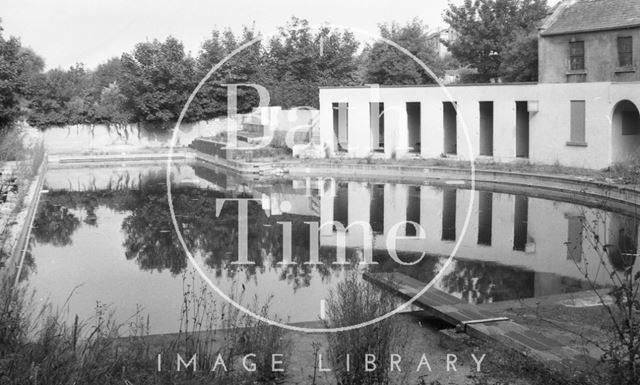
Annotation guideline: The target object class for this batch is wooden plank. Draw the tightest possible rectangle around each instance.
[364,272,479,324]
[363,271,600,373]
[364,272,463,304]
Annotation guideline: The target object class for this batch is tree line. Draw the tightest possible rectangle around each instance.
[0,0,549,131]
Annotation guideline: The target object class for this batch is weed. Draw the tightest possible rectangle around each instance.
[0,269,290,385]
[323,271,409,385]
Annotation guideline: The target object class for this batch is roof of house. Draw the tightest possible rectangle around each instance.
[540,0,640,36]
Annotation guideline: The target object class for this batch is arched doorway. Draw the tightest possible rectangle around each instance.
[612,100,640,163]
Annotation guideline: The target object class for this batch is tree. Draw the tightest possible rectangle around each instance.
[0,34,24,128]
[192,26,264,121]
[191,30,228,121]
[94,82,132,126]
[90,57,124,99]
[26,64,92,127]
[0,21,44,129]
[444,0,549,82]
[264,17,360,108]
[315,26,360,86]
[362,19,442,85]
[15,47,44,95]
[499,30,539,82]
[119,37,196,126]
[33,201,80,247]
[89,57,134,126]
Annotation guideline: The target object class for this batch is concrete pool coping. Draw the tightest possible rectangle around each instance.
[48,149,640,195]
[42,149,640,216]
[280,161,640,215]
[1,157,48,287]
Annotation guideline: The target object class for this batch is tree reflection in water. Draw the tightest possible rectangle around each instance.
[32,179,352,289]
[33,201,80,247]
[34,173,633,298]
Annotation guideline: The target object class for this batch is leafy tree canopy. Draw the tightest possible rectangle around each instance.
[26,64,92,127]
[264,17,360,107]
[191,26,264,121]
[363,19,443,85]
[119,37,196,125]
[0,20,44,129]
[3,17,446,129]
[444,0,549,82]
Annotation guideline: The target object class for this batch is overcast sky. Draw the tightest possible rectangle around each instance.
[0,0,468,70]
[1,0,560,70]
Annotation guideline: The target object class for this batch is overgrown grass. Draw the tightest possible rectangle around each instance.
[323,272,410,385]
[0,126,45,168]
[0,270,290,385]
[610,151,640,185]
[278,156,616,181]
[165,271,290,383]
[0,278,128,385]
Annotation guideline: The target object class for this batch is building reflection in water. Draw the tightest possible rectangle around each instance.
[318,180,638,298]
[31,165,640,326]
[477,191,492,246]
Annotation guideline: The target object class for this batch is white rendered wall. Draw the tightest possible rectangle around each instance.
[319,82,640,169]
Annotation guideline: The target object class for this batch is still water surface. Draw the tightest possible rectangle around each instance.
[25,162,639,334]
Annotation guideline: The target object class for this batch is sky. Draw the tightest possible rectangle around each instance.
[1,0,466,70]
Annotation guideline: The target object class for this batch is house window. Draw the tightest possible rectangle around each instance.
[569,100,586,145]
[569,41,585,71]
[618,36,633,67]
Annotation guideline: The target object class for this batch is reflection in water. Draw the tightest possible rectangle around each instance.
[566,214,584,262]
[27,163,640,332]
[477,192,492,246]
[513,195,528,251]
[441,189,456,241]
[406,186,420,236]
[604,216,638,271]
[370,184,384,234]
[34,202,80,246]
[333,182,349,229]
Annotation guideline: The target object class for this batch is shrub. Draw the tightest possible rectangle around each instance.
[611,151,640,184]
[324,272,409,385]
[571,210,640,384]
[0,270,290,385]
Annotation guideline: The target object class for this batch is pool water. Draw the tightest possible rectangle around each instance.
[23,161,639,334]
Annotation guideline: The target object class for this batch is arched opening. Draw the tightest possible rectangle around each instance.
[612,100,640,163]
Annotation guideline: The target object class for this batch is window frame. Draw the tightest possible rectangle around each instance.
[618,36,633,68]
[569,40,585,71]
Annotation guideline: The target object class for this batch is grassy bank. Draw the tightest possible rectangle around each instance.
[0,271,289,385]
[2,267,630,384]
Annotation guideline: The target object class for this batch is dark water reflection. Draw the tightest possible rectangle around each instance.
[26,162,639,334]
